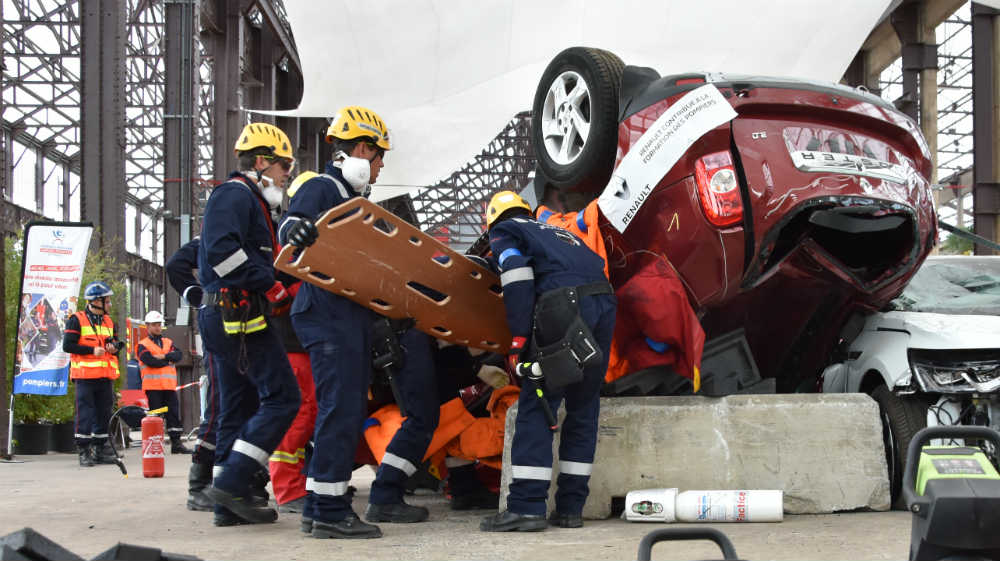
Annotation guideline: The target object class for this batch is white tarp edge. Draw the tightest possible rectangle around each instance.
[255,0,891,197]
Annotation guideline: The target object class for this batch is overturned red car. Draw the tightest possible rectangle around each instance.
[529,47,937,393]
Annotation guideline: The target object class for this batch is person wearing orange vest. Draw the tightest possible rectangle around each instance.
[137,310,192,454]
[63,281,123,467]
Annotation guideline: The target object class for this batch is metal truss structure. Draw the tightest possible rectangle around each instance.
[410,111,535,249]
[879,1,974,229]
[0,0,314,318]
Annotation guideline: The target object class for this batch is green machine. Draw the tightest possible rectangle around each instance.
[902,426,1000,561]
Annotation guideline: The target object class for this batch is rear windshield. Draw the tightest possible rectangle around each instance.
[889,258,1000,315]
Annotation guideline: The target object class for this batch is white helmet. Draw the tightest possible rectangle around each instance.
[144,310,164,324]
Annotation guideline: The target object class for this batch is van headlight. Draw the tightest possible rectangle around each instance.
[911,358,1000,393]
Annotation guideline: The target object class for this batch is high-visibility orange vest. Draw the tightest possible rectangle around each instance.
[69,311,120,380]
[536,200,608,278]
[137,336,178,390]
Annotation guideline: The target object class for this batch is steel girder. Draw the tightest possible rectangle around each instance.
[410,112,535,249]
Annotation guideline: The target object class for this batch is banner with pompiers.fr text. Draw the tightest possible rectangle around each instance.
[12,222,94,396]
[598,84,738,233]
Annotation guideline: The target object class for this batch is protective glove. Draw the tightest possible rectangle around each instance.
[506,336,528,373]
[514,361,543,383]
[265,281,291,315]
[287,218,319,248]
[476,364,509,389]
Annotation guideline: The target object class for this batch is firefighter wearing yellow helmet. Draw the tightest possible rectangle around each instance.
[277,106,428,539]
[197,122,301,526]
[478,189,618,533]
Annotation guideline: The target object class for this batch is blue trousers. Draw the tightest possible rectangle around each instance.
[198,305,299,497]
[192,353,221,466]
[293,294,373,523]
[507,293,616,516]
[369,329,439,505]
[74,378,114,447]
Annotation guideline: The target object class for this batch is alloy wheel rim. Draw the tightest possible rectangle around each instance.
[541,70,592,165]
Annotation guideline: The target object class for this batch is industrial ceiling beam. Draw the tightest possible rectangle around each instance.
[972,2,1000,254]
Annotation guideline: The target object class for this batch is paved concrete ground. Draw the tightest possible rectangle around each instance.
[1,451,913,560]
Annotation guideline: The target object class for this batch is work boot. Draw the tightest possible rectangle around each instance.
[479,510,547,532]
[249,468,270,507]
[311,514,382,539]
[548,512,584,528]
[170,434,193,454]
[78,445,95,467]
[364,501,429,523]
[213,507,252,527]
[202,485,278,524]
[94,441,118,465]
[187,462,214,511]
[277,496,307,513]
[450,488,499,511]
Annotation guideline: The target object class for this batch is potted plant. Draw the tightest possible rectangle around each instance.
[47,387,77,453]
[11,394,53,455]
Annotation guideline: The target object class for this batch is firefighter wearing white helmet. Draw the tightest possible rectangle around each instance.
[198,122,301,526]
[277,106,412,539]
[63,281,124,467]
[136,310,190,454]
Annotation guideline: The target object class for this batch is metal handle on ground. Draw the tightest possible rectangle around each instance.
[637,527,741,561]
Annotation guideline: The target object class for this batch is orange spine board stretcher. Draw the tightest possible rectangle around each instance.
[275,198,511,353]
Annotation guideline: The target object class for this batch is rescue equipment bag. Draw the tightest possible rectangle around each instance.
[215,288,268,335]
[530,281,611,391]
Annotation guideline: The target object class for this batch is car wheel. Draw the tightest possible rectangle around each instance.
[531,46,623,196]
[870,385,928,509]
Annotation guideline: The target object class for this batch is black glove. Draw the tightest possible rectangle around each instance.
[287,218,319,248]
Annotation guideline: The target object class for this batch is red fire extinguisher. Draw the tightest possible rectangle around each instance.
[142,407,168,478]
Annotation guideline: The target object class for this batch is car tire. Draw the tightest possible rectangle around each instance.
[531,46,624,196]
[870,385,929,510]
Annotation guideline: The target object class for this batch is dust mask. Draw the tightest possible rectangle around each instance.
[334,151,371,197]
[261,184,283,209]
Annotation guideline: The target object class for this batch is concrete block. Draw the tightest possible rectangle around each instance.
[500,394,890,518]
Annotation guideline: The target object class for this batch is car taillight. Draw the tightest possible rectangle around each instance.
[695,151,743,227]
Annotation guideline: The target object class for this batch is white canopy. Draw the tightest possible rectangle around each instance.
[263,0,892,201]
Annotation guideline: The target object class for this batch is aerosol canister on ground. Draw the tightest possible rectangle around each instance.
[623,488,783,522]
[141,414,165,478]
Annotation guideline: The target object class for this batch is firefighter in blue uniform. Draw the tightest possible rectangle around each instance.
[281,106,435,539]
[478,191,617,532]
[198,122,301,526]
[166,237,219,512]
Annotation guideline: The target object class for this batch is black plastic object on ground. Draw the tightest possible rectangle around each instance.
[637,527,742,561]
[0,528,84,561]
[902,425,1000,561]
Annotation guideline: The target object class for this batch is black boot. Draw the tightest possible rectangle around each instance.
[187,462,214,511]
[78,444,95,467]
[364,501,429,523]
[548,512,583,528]
[312,514,382,539]
[170,434,193,455]
[450,488,499,511]
[250,468,270,507]
[202,485,277,524]
[479,510,547,532]
[94,441,118,465]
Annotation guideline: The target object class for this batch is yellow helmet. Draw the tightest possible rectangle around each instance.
[326,106,391,150]
[486,190,531,228]
[233,122,295,160]
[286,171,318,199]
